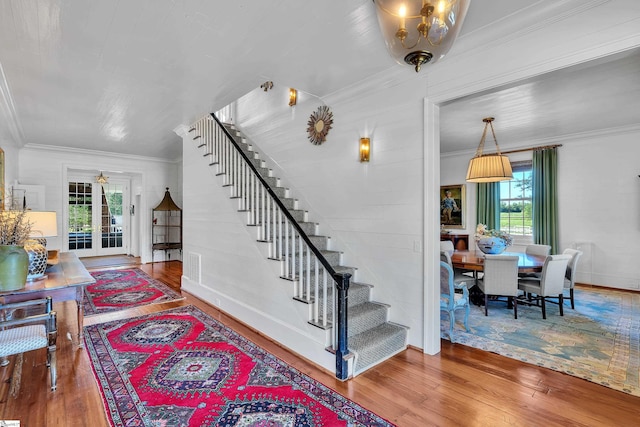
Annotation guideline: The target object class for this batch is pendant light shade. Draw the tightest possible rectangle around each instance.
[466,118,513,183]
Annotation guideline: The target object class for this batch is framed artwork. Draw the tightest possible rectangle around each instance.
[440,184,465,229]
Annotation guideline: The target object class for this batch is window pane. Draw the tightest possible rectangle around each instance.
[499,163,533,237]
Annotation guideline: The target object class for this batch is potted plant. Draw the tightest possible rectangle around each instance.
[0,209,32,290]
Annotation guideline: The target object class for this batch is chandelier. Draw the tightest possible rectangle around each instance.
[372,0,470,72]
[96,171,109,184]
[466,117,513,183]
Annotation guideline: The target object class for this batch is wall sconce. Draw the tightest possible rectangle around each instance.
[359,138,371,162]
[289,88,297,106]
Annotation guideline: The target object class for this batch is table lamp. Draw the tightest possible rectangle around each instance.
[24,211,58,281]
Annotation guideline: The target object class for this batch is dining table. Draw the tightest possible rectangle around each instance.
[450,250,547,306]
[451,250,546,275]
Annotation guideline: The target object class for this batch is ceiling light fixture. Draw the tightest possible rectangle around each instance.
[372,0,470,72]
[96,171,109,184]
[466,117,513,183]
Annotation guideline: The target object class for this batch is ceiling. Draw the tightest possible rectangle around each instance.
[0,0,638,160]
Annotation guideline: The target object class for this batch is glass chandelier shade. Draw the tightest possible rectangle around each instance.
[466,117,513,183]
[372,0,470,72]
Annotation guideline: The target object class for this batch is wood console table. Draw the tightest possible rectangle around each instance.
[0,252,95,346]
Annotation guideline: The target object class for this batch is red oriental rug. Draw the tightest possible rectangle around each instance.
[84,305,394,426]
[83,269,184,315]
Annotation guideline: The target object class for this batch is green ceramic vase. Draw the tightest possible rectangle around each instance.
[0,245,29,291]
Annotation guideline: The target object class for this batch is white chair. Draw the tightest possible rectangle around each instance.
[562,248,583,309]
[440,250,475,288]
[526,244,552,256]
[518,254,571,319]
[520,244,553,278]
[0,297,58,391]
[477,255,520,318]
[440,261,470,339]
[440,240,455,254]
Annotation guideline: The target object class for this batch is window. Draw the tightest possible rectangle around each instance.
[499,161,532,237]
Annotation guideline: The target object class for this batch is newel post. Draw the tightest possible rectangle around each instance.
[334,272,351,380]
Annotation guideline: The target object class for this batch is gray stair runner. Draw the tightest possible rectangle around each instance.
[204,122,409,375]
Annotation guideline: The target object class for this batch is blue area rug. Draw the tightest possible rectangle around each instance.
[442,286,640,396]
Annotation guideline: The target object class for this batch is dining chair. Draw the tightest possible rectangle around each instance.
[518,254,572,319]
[525,244,552,256]
[440,240,455,254]
[440,261,470,340]
[519,244,553,278]
[562,248,583,309]
[440,250,475,288]
[476,255,520,318]
[0,296,58,391]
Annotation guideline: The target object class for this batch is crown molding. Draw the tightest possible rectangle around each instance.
[0,61,25,147]
[441,123,640,158]
[22,143,182,164]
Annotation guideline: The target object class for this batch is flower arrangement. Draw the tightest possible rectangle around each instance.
[475,223,513,246]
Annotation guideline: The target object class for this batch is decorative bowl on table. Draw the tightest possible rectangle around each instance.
[476,236,508,254]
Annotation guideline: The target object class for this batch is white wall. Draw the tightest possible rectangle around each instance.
[18,145,181,262]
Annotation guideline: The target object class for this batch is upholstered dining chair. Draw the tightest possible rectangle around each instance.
[440,250,475,288]
[519,244,553,278]
[0,296,58,391]
[476,255,520,318]
[518,254,572,319]
[440,261,470,340]
[440,240,455,254]
[562,248,583,309]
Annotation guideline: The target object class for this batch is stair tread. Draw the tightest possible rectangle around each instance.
[349,322,408,346]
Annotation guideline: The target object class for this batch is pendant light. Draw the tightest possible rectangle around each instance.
[466,117,513,182]
[372,0,470,72]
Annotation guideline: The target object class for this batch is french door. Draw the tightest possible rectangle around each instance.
[67,177,129,257]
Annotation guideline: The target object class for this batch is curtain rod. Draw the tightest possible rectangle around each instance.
[500,144,563,155]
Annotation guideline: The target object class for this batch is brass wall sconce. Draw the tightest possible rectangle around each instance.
[289,88,297,106]
[260,81,273,91]
[359,138,371,162]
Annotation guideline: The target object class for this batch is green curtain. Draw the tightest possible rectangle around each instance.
[476,182,500,230]
[532,148,559,253]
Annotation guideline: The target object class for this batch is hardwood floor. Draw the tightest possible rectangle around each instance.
[1,260,639,426]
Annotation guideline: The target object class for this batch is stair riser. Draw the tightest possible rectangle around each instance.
[348,307,388,338]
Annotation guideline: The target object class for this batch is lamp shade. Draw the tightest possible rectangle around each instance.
[25,211,58,238]
[466,154,513,182]
[372,0,470,72]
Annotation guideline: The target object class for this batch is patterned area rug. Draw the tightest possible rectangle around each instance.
[442,286,640,396]
[84,305,394,426]
[84,269,184,315]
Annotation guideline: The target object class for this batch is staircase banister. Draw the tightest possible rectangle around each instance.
[209,113,339,279]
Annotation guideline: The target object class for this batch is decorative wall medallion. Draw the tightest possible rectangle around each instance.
[307,105,333,145]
